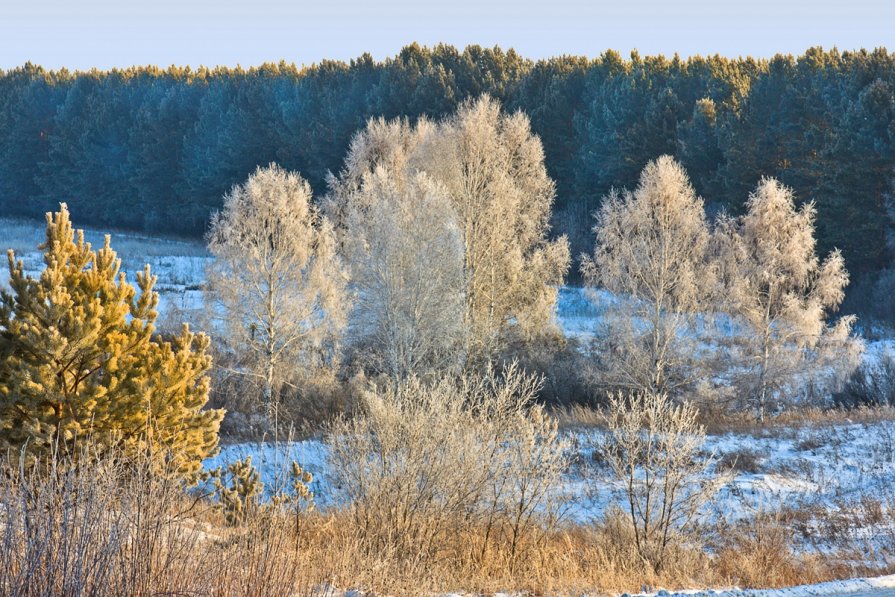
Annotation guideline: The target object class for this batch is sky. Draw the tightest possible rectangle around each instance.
[1,0,894,70]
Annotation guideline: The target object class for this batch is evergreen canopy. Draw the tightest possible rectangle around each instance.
[0,204,222,478]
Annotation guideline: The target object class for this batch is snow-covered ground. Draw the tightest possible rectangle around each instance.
[567,419,895,543]
[318,574,895,597]
[204,418,895,561]
[624,573,895,596]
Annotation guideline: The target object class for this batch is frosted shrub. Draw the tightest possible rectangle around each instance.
[327,364,568,566]
[0,445,211,594]
[594,391,730,573]
[834,347,895,407]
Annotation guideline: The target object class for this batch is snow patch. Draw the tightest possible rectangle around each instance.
[625,573,895,596]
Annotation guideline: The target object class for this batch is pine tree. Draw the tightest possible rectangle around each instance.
[0,204,223,479]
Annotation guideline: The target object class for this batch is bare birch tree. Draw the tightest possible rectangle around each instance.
[206,164,348,417]
[713,177,861,420]
[581,155,713,398]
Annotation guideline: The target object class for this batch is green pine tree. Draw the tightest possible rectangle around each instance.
[0,204,223,480]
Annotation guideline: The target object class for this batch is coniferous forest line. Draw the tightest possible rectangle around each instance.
[1,44,894,312]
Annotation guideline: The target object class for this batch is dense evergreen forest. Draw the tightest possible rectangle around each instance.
[1,44,893,313]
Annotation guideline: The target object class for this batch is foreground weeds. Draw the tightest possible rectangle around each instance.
[0,452,889,596]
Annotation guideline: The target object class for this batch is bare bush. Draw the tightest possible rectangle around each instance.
[326,364,568,570]
[594,391,729,573]
[500,332,594,406]
[716,448,764,474]
[0,443,322,596]
[834,346,895,407]
[0,437,871,595]
[714,512,834,589]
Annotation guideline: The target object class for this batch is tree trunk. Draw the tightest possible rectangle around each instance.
[757,331,771,423]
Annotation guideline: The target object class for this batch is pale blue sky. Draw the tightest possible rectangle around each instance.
[2,0,894,70]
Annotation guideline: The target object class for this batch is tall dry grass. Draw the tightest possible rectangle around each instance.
[0,432,889,595]
[0,446,315,596]
[555,402,895,436]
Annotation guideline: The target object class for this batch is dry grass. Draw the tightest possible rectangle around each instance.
[0,446,320,596]
[3,395,894,596]
[0,454,885,596]
[714,515,846,589]
[713,506,895,590]
[554,403,895,437]
[700,405,895,436]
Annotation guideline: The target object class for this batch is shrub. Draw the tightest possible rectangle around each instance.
[326,363,568,570]
[0,445,213,595]
[594,391,729,573]
[834,347,895,408]
[0,445,315,596]
[500,330,594,406]
[717,448,764,474]
[714,514,826,589]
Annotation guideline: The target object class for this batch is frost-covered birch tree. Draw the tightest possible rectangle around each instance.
[326,118,464,380]
[431,96,570,361]
[341,166,466,382]
[207,164,348,415]
[597,391,727,573]
[581,156,713,398]
[327,96,570,368]
[714,177,861,420]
